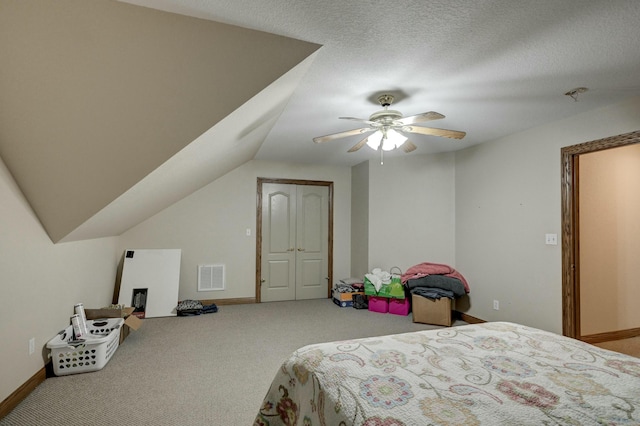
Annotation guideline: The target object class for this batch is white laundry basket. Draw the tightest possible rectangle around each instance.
[47,318,123,376]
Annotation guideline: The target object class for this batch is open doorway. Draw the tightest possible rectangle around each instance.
[561,130,640,339]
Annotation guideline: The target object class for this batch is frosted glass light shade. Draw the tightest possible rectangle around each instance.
[382,129,407,151]
[366,132,383,150]
[366,129,407,151]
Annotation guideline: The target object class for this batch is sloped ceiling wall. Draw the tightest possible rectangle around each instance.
[0,0,320,242]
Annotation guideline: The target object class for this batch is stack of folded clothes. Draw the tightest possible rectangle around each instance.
[334,277,364,293]
[401,262,470,300]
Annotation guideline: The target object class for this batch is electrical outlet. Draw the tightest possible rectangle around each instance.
[29,338,35,355]
[493,300,499,310]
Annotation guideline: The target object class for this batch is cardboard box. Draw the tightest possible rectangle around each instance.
[85,307,142,343]
[332,290,364,302]
[411,294,454,326]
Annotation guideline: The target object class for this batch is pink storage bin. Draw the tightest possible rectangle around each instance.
[368,296,389,313]
[389,297,410,316]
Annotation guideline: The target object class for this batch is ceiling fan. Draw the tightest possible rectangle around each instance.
[313,94,466,154]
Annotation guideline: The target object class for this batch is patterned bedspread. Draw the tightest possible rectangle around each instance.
[254,322,640,425]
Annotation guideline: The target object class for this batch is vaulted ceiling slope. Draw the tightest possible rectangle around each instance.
[0,0,320,243]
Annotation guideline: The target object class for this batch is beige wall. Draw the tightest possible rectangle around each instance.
[579,144,640,335]
[351,161,369,278]
[0,157,119,402]
[117,160,352,301]
[455,96,640,333]
[367,152,456,273]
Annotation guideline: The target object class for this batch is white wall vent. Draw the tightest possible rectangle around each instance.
[198,264,225,291]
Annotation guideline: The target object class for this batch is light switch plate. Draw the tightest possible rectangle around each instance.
[545,233,558,245]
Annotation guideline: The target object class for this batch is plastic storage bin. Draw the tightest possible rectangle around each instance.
[389,297,410,316]
[333,297,353,308]
[368,296,389,313]
[47,318,123,376]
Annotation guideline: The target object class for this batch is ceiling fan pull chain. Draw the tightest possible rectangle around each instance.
[380,147,384,165]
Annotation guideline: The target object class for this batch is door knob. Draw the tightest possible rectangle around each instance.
[260,279,266,283]
[297,248,305,251]
[287,248,294,252]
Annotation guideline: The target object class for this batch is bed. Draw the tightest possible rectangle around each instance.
[254,322,640,425]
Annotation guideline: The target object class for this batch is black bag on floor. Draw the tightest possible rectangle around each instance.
[352,294,368,309]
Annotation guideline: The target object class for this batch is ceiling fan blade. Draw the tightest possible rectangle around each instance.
[396,111,445,125]
[402,140,417,153]
[403,126,466,140]
[339,116,378,126]
[313,127,375,144]
[347,136,370,152]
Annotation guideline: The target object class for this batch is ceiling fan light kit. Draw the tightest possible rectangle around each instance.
[366,128,407,151]
[312,94,466,158]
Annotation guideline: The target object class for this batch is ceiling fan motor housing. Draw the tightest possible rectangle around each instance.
[377,94,394,107]
[369,109,403,125]
[370,94,403,126]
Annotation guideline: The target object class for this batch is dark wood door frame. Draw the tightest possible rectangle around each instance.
[561,130,640,339]
[255,177,334,303]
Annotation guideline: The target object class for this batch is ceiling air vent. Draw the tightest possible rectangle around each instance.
[198,264,225,292]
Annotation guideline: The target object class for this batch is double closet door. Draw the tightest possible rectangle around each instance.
[260,182,329,302]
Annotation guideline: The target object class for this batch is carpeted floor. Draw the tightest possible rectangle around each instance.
[4,299,637,425]
[593,336,640,358]
[1,299,462,426]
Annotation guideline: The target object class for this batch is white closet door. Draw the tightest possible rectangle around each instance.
[260,183,329,302]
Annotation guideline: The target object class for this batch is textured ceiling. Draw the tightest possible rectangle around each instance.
[121,0,640,166]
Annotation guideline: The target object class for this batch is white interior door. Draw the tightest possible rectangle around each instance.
[261,184,296,302]
[261,183,328,302]
[295,185,329,300]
